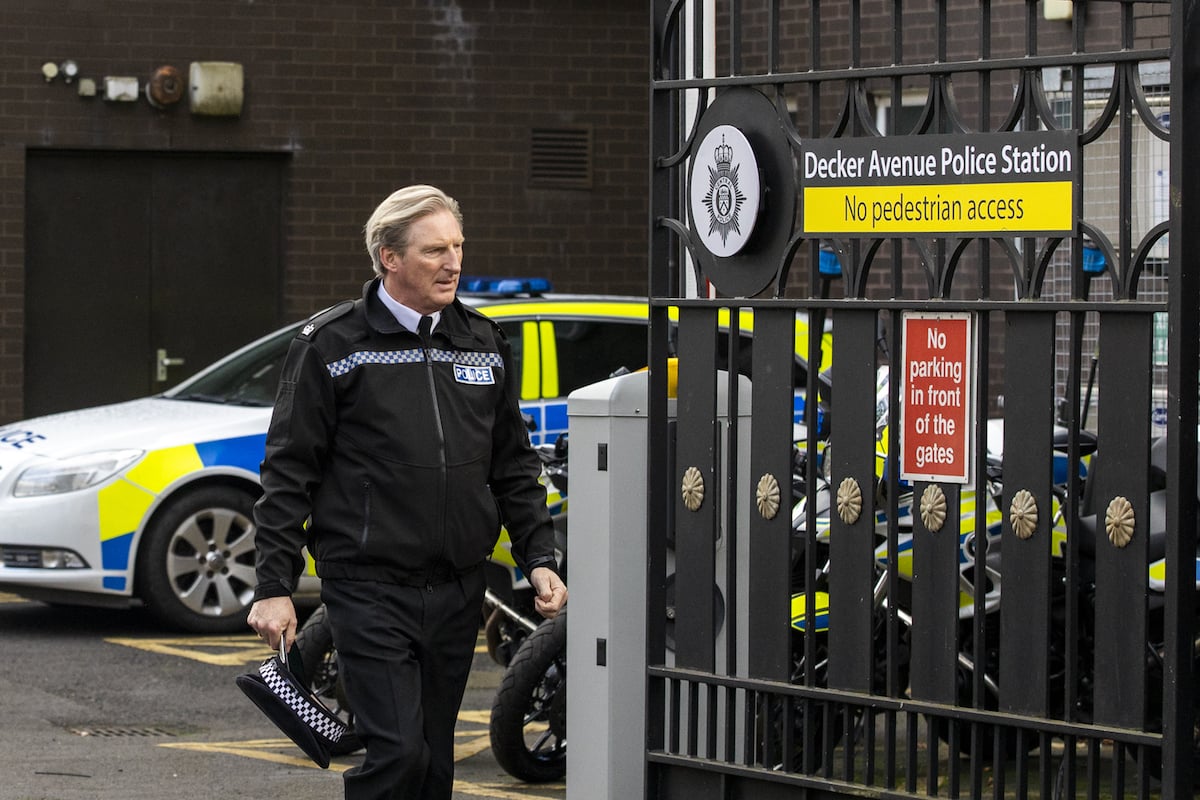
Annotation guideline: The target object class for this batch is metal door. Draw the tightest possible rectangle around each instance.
[24,151,285,417]
[645,2,1196,798]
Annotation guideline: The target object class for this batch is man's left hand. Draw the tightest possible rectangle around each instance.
[530,566,568,619]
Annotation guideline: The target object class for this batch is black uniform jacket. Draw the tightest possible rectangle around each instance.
[252,279,557,600]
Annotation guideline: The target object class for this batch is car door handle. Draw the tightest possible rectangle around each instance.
[156,348,185,382]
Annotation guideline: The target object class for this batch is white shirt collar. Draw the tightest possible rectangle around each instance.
[376,281,441,334]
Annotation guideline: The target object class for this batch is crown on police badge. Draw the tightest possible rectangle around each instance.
[714,134,734,173]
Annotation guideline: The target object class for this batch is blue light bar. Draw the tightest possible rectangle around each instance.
[1082,244,1106,274]
[461,276,552,295]
[818,247,842,277]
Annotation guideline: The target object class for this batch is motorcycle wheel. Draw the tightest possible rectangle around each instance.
[294,604,364,756]
[484,607,529,668]
[938,615,1024,757]
[771,628,848,772]
[489,610,567,783]
[1137,638,1200,787]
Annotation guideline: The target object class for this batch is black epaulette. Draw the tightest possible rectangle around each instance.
[297,300,355,340]
[462,303,511,344]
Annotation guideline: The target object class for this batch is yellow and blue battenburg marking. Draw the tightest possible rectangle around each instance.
[1148,556,1200,592]
[790,590,830,633]
[486,473,566,577]
[95,433,267,591]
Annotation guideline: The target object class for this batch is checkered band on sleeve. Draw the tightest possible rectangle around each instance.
[259,658,346,743]
[326,348,504,378]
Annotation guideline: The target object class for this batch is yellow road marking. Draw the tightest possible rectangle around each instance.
[159,735,564,799]
[107,632,491,665]
[105,634,274,666]
[453,778,566,799]
[160,739,328,770]
[0,592,27,604]
[457,709,491,725]
[122,631,556,796]
[161,732,493,770]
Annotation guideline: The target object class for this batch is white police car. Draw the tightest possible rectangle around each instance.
[0,279,831,632]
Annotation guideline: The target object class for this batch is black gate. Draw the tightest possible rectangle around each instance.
[646,1,1197,798]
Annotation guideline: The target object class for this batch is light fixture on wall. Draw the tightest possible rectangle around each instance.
[188,62,244,116]
[1043,0,1072,21]
[41,62,58,82]
[59,60,78,83]
[146,65,184,109]
[102,76,139,102]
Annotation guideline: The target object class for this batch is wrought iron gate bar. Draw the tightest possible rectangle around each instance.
[647,665,1163,747]
[654,298,1164,314]
[653,49,1171,93]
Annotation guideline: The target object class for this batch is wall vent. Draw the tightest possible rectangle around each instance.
[529,127,593,189]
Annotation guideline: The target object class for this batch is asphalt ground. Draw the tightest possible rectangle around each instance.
[0,592,565,800]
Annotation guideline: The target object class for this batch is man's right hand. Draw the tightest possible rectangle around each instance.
[247,596,298,651]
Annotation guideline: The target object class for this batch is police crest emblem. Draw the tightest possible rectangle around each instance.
[690,124,761,258]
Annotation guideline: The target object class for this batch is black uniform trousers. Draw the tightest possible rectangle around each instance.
[322,567,485,800]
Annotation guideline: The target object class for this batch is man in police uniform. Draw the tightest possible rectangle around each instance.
[247,184,567,800]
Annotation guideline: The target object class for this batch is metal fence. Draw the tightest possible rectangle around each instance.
[645,1,1196,797]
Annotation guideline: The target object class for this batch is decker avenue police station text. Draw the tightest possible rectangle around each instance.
[804,142,1073,181]
[800,135,1076,235]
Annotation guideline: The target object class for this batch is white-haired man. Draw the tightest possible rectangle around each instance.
[248,185,567,799]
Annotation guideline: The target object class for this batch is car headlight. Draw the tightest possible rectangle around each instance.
[13,449,144,497]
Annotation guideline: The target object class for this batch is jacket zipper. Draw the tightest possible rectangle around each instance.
[422,332,448,570]
[360,480,372,549]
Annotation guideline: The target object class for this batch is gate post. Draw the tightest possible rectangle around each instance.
[1164,3,1199,795]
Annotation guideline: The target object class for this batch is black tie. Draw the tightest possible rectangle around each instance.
[418,315,433,347]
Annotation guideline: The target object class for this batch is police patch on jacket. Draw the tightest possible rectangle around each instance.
[454,364,495,385]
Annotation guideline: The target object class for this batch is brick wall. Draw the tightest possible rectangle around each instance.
[0,0,649,423]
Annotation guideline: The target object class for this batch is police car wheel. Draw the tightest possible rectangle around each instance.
[136,486,258,633]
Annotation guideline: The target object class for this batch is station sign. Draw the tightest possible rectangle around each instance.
[800,131,1077,237]
[900,312,976,484]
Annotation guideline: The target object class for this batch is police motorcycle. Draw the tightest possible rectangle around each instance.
[786,366,1039,763]
[900,420,1199,782]
[790,366,1200,784]
[292,426,570,776]
[1044,433,1200,784]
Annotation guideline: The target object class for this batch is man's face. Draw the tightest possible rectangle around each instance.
[380,209,463,315]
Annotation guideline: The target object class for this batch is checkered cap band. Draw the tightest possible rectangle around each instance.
[259,658,346,744]
[326,348,503,378]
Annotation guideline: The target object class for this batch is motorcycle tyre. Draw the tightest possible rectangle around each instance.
[777,628,850,772]
[937,616,1026,758]
[294,604,364,757]
[1136,642,1200,788]
[484,607,531,668]
[489,611,567,783]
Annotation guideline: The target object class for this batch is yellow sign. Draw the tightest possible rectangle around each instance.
[799,131,1078,238]
[803,180,1074,235]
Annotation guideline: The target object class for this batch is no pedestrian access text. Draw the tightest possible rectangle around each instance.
[800,131,1077,237]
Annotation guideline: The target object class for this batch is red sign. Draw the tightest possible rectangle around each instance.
[900,312,975,483]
